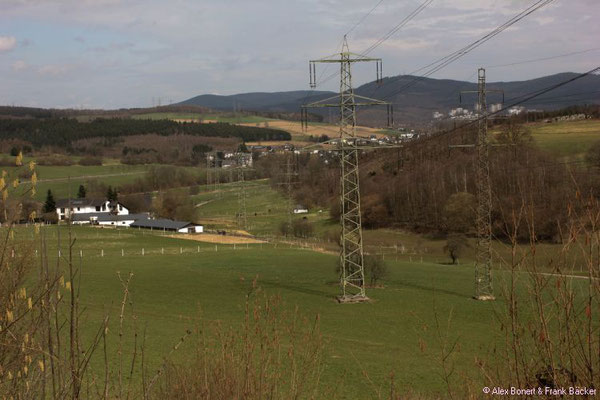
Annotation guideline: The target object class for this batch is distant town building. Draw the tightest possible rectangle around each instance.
[490,103,503,113]
[508,106,526,115]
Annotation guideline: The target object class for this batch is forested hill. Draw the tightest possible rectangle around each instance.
[0,118,290,148]
[179,72,600,125]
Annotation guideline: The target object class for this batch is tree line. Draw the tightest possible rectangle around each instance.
[0,117,291,150]
[256,119,600,243]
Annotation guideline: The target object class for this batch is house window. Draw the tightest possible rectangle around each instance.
[61,208,65,213]
[77,207,80,211]
[96,206,100,211]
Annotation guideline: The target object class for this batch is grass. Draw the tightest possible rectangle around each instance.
[130,112,274,124]
[16,224,589,398]
[526,119,600,160]
[192,179,331,236]
[3,158,206,201]
[14,225,493,397]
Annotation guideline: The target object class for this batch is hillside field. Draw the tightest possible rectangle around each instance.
[527,118,600,159]
[15,224,584,398]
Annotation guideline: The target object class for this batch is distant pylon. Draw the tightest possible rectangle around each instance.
[474,68,494,300]
[236,154,247,230]
[457,68,503,301]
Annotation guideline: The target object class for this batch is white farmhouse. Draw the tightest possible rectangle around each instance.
[55,198,129,221]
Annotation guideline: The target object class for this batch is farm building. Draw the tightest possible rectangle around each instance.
[130,218,203,233]
[293,205,309,214]
[71,213,150,227]
[55,198,129,221]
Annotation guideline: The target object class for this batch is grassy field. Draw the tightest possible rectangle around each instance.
[2,158,206,201]
[130,112,274,124]
[192,179,330,236]
[13,224,590,398]
[527,119,600,159]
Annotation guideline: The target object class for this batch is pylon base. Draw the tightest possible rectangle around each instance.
[337,294,370,304]
[474,294,495,301]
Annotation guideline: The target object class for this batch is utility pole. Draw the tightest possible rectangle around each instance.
[456,68,503,301]
[277,153,297,229]
[236,154,247,231]
[206,153,212,189]
[302,36,390,303]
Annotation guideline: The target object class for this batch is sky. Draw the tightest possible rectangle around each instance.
[0,0,598,109]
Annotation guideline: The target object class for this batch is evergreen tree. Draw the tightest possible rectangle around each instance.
[77,184,86,199]
[107,186,118,201]
[43,190,56,213]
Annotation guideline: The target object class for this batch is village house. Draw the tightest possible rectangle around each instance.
[55,198,129,221]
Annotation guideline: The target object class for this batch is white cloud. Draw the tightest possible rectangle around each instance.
[37,63,75,76]
[12,60,28,71]
[0,36,17,52]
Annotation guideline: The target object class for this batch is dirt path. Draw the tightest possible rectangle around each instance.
[172,233,266,244]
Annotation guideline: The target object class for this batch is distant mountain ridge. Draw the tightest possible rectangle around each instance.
[179,72,600,125]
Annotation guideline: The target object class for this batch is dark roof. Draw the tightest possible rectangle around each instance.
[130,218,196,230]
[72,213,149,222]
[55,198,107,208]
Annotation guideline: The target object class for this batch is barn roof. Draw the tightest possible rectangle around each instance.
[72,213,149,222]
[130,218,195,230]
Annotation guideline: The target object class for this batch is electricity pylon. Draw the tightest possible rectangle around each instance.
[456,68,503,301]
[236,154,248,230]
[302,36,390,303]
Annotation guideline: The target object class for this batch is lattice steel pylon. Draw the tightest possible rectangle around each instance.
[475,68,494,300]
[457,68,502,300]
[302,36,389,303]
[236,154,248,230]
[285,154,295,228]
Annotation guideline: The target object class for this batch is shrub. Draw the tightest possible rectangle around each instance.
[292,218,313,238]
[36,154,74,166]
[364,254,388,286]
[443,233,468,264]
[78,155,103,165]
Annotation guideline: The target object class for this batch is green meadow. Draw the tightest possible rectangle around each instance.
[11,224,589,398]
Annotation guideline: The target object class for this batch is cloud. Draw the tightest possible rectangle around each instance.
[37,63,75,76]
[12,60,29,71]
[0,36,17,52]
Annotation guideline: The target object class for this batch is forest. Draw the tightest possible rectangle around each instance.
[0,117,291,149]
[257,111,600,243]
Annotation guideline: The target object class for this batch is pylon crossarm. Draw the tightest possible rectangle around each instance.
[352,94,390,105]
[311,53,381,63]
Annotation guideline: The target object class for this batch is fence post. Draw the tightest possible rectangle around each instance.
[197,245,200,253]
[234,243,236,250]
[180,247,183,254]
[161,247,164,255]
[101,249,104,257]
[142,248,145,256]
[122,249,124,257]
[80,250,83,258]
[215,245,217,252]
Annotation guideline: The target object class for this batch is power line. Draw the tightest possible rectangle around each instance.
[485,47,600,69]
[346,0,385,37]
[359,0,434,56]
[316,0,434,88]
[379,0,555,102]
[416,66,600,145]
